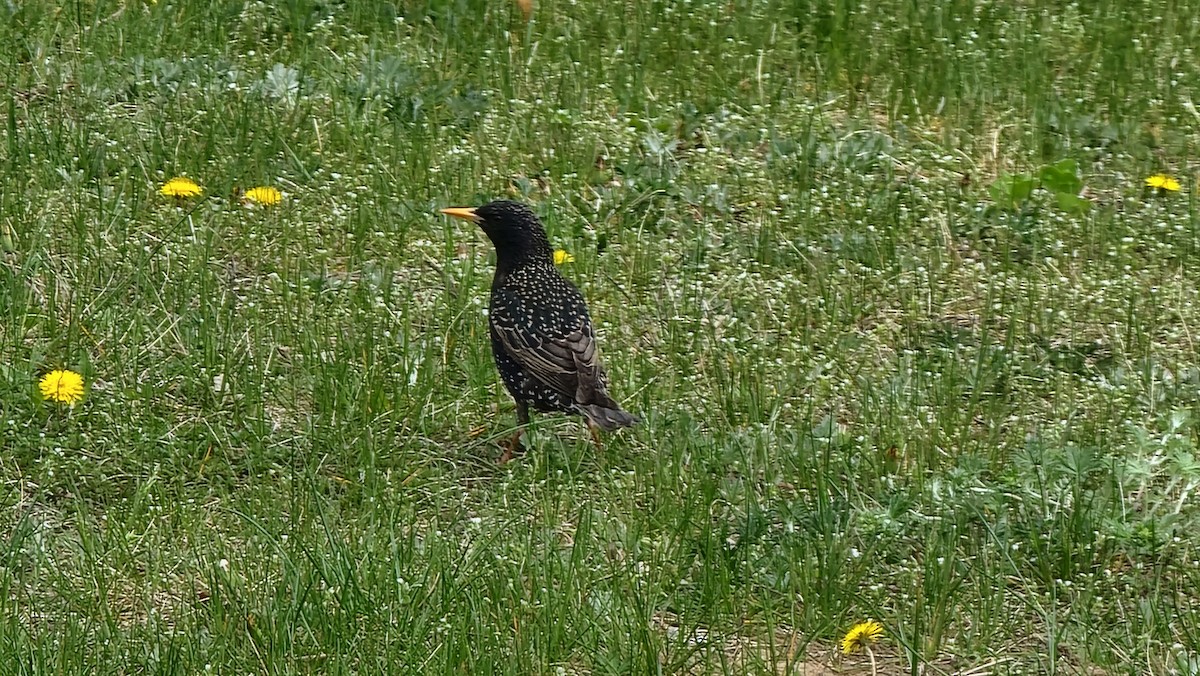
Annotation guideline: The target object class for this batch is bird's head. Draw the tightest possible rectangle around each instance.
[441,200,552,263]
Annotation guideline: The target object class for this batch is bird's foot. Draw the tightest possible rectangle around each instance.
[498,431,525,464]
[587,421,603,452]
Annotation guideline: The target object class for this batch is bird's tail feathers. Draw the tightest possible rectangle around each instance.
[579,403,640,431]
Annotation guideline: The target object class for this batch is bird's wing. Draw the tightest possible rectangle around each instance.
[491,293,613,408]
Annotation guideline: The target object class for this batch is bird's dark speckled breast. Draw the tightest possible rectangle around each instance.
[488,325,575,413]
[489,262,590,413]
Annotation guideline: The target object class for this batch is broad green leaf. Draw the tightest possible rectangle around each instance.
[1055,191,1091,214]
[989,173,1036,210]
[1040,158,1083,195]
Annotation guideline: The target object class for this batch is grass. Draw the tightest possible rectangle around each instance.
[1,0,1200,672]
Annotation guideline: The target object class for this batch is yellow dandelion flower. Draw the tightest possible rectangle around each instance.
[244,186,283,206]
[1145,174,1181,192]
[553,249,575,265]
[39,369,85,405]
[159,177,203,198]
[840,620,884,655]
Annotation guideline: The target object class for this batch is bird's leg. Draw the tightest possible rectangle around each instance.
[587,420,603,452]
[498,402,530,464]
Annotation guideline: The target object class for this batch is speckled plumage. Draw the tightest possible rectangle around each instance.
[442,200,637,454]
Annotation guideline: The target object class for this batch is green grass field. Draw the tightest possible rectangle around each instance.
[3,0,1200,673]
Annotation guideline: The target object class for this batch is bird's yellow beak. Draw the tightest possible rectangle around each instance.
[440,207,480,222]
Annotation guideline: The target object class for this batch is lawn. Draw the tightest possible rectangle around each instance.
[2,0,1200,673]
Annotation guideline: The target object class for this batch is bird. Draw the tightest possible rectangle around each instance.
[440,200,638,462]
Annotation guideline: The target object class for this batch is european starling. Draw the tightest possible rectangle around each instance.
[441,200,638,460]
